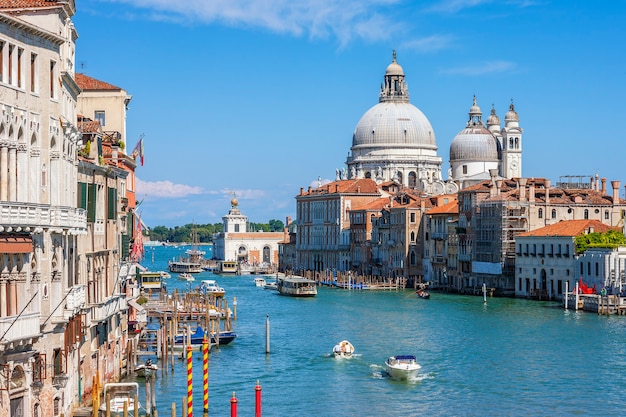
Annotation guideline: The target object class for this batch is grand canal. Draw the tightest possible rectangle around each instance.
[131,245,626,416]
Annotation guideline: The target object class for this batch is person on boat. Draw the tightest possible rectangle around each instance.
[333,343,343,354]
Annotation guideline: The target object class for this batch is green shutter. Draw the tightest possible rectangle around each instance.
[87,184,96,222]
[107,187,117,220]
[78,182,87,209]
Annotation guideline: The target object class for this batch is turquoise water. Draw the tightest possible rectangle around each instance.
[135,246,626,416]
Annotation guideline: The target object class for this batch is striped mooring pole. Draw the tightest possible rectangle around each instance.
[187,344,193,417]
[203,334,209,415]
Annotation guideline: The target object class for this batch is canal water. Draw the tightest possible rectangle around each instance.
[133,245,626,416]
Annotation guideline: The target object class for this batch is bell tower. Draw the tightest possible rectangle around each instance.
[501,101,523,179]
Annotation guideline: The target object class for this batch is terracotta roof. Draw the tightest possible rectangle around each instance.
[517,220,618,238]
[0,1,63,8]
[300,178,379,196]
[426,200,458,215]
[75,73,122,91]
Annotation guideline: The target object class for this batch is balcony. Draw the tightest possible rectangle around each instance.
[0,202,87,231]
[0,312,41,349]
[432,232,447,240]
[90,295,127,324]
[65,285,87,317]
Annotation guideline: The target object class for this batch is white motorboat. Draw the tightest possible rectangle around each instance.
[100,382,142,416]
[332,340,355,358]
[200,279,226,297]
[254,277,266,287]
[263,280,278,290]
[385,355,421,381]
[178,272,195,282]
[135,358,158,378]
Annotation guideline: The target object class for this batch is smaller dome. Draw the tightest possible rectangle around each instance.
[505,103,519,122]
[386,61,404,76]
[487,107,500,126]
[450,126,500,162]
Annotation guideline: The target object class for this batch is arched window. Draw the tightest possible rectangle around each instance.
[410,251,416,266]
[551,209,557,219]
[538,208,543,219]
[584,209,589,219]
[408,172,417,187]
[509,138,514,148]
[515,137,519,148]
[410,231,415,242]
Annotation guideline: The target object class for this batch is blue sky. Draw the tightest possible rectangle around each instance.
[75,1,626,229]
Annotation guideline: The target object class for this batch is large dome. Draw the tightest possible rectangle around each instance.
[352,101,436,148]
[450,125,500,162]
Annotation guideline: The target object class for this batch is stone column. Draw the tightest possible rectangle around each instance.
[0,144,7,201]
[8,144,16,201]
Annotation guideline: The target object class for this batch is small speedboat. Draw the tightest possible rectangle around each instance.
[178,273,195,282]
[332,340,355,358]
[416,289,430,299]
[254,277,266,287]
[135,359,157,378]
[200,279,225,297]
[385,355,421,380]
[263,280,278,290]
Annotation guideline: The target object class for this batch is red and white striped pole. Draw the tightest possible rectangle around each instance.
[187,345,193,417]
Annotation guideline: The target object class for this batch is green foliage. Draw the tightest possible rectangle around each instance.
[146,220,285,242]
[575,230,626,253]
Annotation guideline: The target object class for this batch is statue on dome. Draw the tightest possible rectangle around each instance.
[350,166,356,179]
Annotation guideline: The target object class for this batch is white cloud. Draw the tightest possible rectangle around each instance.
[441,61,516,76]
[136,178,204,198]
[400,35,454,53]
[97,0,405,45]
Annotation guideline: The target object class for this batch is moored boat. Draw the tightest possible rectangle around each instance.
[333,340,355,358]
[216,260,238,274]
[416,289,430,299]
[254,277,266,287]
[200,279,226,297]
[173,327,237,349]
[385,355,421,381]
[277,276,317,297]
[263,280,278,290]
[99,382,142,416]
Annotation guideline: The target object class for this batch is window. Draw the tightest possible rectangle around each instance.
[8,44,14,84]
[53,348,66,376]
[30,53,37,93]
[605,210,609,220]
[49,60,56,99]
[17,47,23,88]
[94,111,105,126]
[107,187,117,220]
[552,209,557,219]
[0,41,4,82]
[538,208,543,219]
[410,212,416,223]
[462,165,467,175]
[584,209,589,219]
[33,354,46,382]
[595,262,599,276]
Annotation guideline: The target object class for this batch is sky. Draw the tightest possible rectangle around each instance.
[74,0,626,229]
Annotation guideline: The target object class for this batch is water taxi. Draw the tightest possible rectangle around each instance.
[277,276,317,297]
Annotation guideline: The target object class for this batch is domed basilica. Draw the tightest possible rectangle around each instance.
[343,51,522,194]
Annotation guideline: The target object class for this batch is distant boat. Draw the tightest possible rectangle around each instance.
[254,277,266,287]
[416,289,430,299]
[138,270,168,292]
[168,225,206,273]
[216,260,238,274]
[385,355,421,381]
[277,276,317,297]
[177,273,195,282]
[263,280,278,291]
[200,279,226,297]
[174,327,237,348]
[333,340,355,358]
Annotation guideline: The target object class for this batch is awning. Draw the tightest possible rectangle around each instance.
[0,235,33,253]
[127,299,144,312]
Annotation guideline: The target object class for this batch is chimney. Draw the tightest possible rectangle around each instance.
[545,180,551,205]
[300,187,304,195]
[335,184,339,193]
[518,178,527,202]
[601,178,607,194]
[612,180,620,205]
[529,183,535,202]
[356,186,361,193]
[307,186,311,194]
[496,180,503,196]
